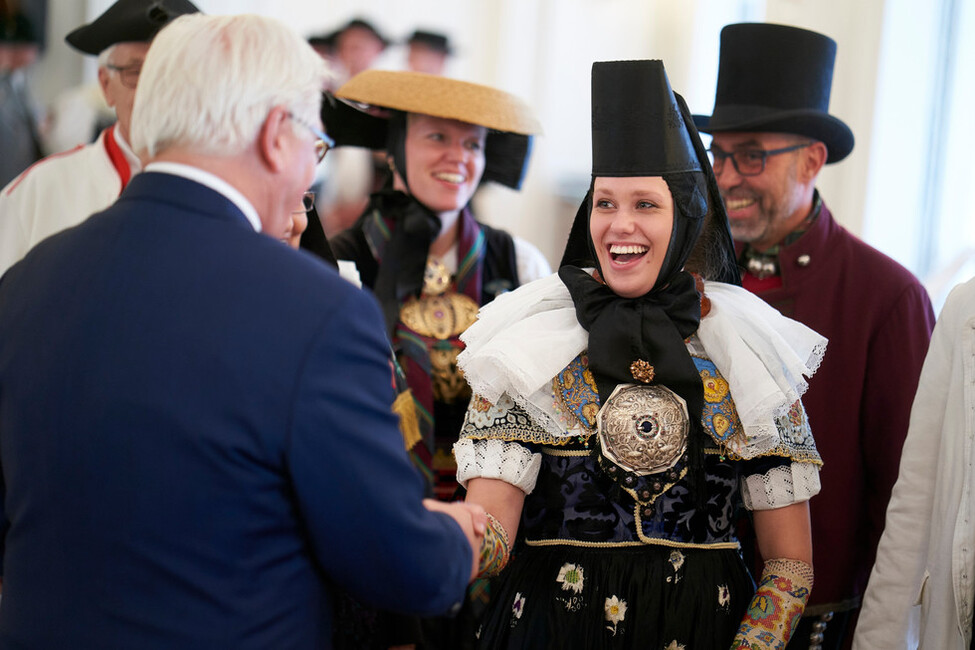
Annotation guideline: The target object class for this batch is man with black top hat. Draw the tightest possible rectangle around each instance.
[406,29,452,76]
[0,0,199,276]
[695,22,936,649]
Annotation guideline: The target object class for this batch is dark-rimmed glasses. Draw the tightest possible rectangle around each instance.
[707,142,813,177]
[105,63,142,89]
[293,191,316,214]
[286,112,335,164]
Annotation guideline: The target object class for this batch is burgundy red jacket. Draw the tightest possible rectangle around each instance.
[739,202,935,610]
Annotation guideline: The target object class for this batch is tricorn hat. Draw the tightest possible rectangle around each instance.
[323,69,541,190]
[406,29,452,55]
[693,23,854,164]
[65,0,200,55]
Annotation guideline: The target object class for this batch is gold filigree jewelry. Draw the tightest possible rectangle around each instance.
[429,346,472,403]
[630,360,655,384]
[400,293,478,340]
[423,257,452,296]
[597,384,689,475]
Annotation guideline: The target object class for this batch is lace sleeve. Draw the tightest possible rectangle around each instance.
[453,438,542,494]
[740,461,821,511]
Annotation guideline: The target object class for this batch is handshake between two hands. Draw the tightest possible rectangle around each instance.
[423,499,488,581]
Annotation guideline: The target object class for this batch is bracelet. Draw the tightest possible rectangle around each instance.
[731,557,813,649]
[477,512,510,578]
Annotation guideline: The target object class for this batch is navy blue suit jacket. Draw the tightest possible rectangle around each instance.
[0,172,471,649]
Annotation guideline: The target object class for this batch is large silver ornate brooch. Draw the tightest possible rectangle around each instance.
[597,384,689,476]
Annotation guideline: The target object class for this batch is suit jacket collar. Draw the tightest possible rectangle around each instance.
[118,171,258,232]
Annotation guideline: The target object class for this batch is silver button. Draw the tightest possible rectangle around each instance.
[797,254,812,267]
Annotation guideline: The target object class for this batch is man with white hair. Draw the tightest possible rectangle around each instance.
[0,13,483,650]
[0,0,199,276]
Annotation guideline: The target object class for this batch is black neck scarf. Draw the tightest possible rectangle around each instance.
[559,266,703,417]
[368,189,440,338]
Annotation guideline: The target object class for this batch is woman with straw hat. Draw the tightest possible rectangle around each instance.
[454,59,825,649]
[325,70,548,506]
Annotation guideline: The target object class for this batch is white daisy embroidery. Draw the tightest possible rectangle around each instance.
[512,592,526,620]
[668,549,685,572]
[556,562,585,594]
[604,595,627,635]
[718,584,731,608]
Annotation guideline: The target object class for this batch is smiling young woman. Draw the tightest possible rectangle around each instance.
[323,69,549,650]
[456,59,826,650]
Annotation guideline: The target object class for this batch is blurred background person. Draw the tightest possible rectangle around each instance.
[405,29,451,76]
[0,8,43,187]
[313,16,390,238]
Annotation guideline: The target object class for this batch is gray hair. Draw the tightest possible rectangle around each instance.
[131,13,328,158]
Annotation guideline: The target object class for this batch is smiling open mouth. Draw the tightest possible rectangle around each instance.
[724,197,756,211]
[610,244,648,263]
[433,172,466,184]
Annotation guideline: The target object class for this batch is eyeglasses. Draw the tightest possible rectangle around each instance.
[105,63,142,89]
[286,112,335,164]
[293,191,316,214]
[707,142,813,177]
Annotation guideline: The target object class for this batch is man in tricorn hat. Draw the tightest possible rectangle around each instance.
[0,0,199,276]
[695,22,935,649]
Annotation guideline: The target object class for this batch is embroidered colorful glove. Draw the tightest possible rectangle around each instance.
[730,558,813,649]
[476,513,510,578]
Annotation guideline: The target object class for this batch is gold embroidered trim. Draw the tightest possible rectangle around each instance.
[541,448,592,457]
[524,538,740,551]
[462,431,589,447]
[392,389,421,451]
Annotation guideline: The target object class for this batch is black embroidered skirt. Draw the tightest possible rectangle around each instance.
[477,543,753,650]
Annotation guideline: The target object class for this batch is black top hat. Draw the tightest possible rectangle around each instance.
[406,29,451,54]
[694,23,854,164]
[333,17,389,48]
[65,0,200,55]
[592,60,701,177]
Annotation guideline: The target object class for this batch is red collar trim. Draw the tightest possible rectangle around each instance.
[102,124,133,194]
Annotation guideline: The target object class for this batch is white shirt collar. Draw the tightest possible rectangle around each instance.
[113,127,143,175]
[143,161,262,232]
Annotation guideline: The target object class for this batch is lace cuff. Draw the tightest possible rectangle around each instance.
[740,460,821,511]
[453,438,542,494]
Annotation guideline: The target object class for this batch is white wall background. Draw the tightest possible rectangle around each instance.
[26,0,974,303]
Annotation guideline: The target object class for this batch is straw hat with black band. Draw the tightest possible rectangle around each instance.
[323,69,540,192]
[65,0,200,55]
[693,22,854,164]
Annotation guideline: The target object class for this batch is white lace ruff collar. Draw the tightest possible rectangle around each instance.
[458,271,827,459]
